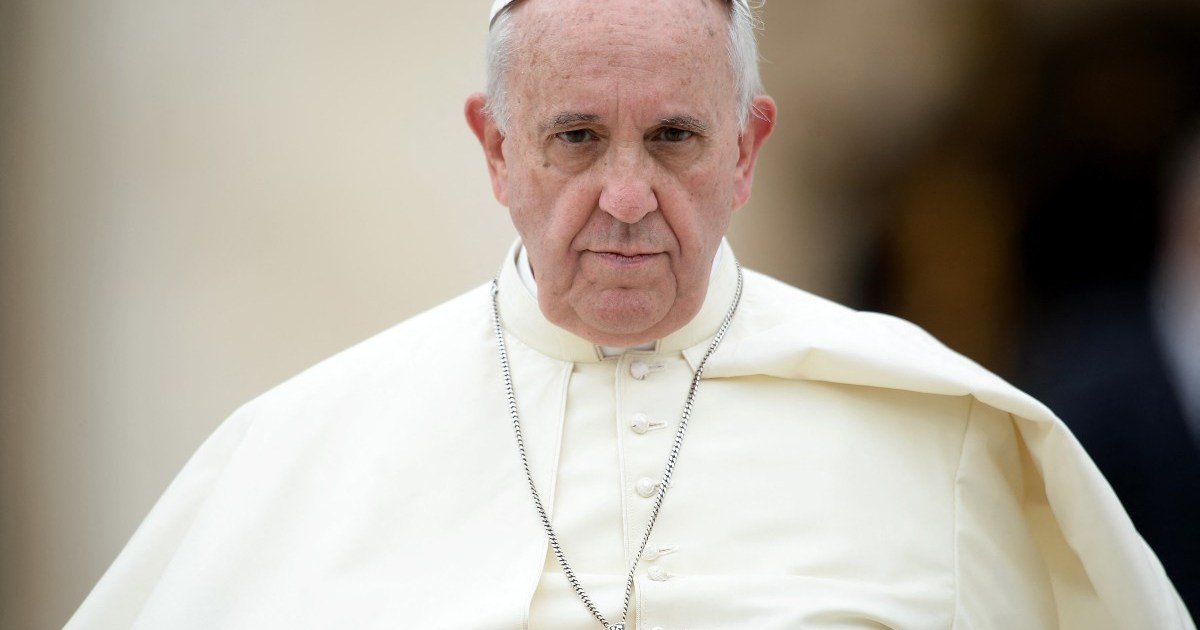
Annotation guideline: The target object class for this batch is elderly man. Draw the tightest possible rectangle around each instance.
[69,0,1192,628]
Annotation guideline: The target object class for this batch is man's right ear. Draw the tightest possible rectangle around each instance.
[465,93,508,206]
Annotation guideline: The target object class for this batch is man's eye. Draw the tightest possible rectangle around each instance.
[657,127,694,142]
[556,129,595,144]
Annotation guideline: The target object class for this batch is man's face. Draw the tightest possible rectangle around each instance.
[468,0,775,346]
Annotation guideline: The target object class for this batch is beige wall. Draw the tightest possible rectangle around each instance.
[1,1,1002,627]
[1,2,512,626]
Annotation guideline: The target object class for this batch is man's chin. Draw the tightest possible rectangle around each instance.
[567,290,675,345]
[571,289,700,345]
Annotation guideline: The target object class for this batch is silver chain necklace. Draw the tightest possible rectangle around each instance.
[489,262,743,630]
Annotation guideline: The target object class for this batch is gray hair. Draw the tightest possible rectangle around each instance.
[485,0,766,134]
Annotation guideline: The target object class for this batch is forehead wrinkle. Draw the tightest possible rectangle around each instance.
[518,0,725,72]
[509,0,737,129]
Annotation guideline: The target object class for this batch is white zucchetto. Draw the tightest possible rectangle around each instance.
[490,0,750,26]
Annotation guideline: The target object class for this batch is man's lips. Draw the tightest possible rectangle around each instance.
[589,250,664,265]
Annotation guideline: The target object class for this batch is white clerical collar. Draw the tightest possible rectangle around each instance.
[498,239,738,363]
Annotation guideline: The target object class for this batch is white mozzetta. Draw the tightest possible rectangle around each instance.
[67,241,1194,629]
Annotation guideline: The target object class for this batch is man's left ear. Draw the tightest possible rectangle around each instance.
[732,95,777,210]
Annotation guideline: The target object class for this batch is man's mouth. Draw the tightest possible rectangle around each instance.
[592,251,660,265]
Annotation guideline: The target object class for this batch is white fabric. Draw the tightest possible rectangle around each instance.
[67,240,1194,629]
[490,0,513,24]
[516,244,538,298]
[490,0,751,25]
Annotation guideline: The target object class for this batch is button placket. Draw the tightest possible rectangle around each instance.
[617,353,688,585]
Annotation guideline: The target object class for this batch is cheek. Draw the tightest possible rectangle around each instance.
[508,155,601,253]
[504,145,559,228]
[664,157,736,244]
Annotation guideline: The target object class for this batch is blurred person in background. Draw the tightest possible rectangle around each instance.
[1014,6,1200,619]
[1151,127,1200,618]
[1025,127,1200,620]
[861,3,1200,617]
[62,1,1193,628]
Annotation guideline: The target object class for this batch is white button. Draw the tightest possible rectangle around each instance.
[629,360,666,380]
[630,361,651,379]
[647,566,671,581]
[631,413,667,434]
[643,544,678,560]
[631,413,650,434]
[636,477,661,498]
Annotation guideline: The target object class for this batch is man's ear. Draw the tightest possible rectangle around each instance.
[465,92,509,206]
[732,95,777,210]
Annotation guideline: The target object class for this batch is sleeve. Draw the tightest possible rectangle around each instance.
[64,401,258,629]
[953,397,1196,629]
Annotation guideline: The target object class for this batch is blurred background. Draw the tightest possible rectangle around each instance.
[2,0,1198,626]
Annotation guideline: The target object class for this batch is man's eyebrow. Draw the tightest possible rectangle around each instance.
[658,115,709,133]
[542,112,600,131]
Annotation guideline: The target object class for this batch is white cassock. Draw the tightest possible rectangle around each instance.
[68,240,1194,629]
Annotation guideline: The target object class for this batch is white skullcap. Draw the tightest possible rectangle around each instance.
[490,0,748,26]
[489,0,515,25]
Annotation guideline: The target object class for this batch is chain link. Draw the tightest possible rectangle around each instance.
[490,261,744,629]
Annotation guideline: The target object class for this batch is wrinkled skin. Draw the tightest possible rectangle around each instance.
[467,0,776,346]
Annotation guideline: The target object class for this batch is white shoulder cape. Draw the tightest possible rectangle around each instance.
[67,267,1194,629]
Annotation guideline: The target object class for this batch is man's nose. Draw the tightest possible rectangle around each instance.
[598,149,658,224]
